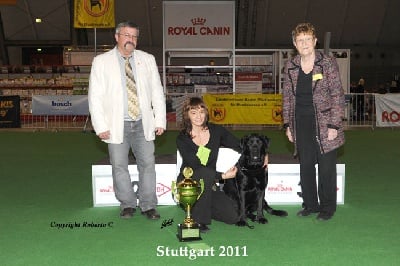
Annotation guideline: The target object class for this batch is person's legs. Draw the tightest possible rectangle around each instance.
[296,114,319,214]
[190,167,215,225]
[211,190,239,224]
[317,149,337,216]
[129,120,158,212]
[108,124,137,211]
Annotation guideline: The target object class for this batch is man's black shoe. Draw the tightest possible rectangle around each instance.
[141,209,160,220]
[199,224,210,233]
[317,212,334,221]
[120,207,136,219]
[297,208,319,217]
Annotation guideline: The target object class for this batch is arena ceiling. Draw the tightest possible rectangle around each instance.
[0,0,399,57]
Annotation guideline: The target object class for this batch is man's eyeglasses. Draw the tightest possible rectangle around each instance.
[118,33,138,40]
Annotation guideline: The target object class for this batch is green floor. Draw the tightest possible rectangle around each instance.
[0,129,399,266]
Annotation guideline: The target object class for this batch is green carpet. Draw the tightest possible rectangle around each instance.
[0,129,399,266]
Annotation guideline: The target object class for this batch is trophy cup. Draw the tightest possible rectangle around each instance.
[171,167,204,242]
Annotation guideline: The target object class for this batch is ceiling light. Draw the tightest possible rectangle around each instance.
[35,18,42,23]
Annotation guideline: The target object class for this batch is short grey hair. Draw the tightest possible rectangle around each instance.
[115,21,140,35]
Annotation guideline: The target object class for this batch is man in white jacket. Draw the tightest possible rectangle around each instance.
[88,21,166,220]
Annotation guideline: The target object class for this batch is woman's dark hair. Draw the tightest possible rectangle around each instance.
[180,97,209,137]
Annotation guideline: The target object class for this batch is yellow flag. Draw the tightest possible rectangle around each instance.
[74,0,115,28]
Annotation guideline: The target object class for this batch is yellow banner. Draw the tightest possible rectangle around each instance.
[0,0,17,5]
[203,94,283,125]
[74,0,115,28]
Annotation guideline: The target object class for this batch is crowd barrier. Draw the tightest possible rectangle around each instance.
[344,93,375,129]
[20,114,91,131]
[16,95,92,131]
[9,92,399,130]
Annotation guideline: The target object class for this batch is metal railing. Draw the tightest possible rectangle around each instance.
[15,93,377,131]
[344,93,375,129]
[20,114,92,131]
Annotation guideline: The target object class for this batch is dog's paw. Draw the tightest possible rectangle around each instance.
[236,220,247,227]
[247,213,257,222]
[257,217,268,224]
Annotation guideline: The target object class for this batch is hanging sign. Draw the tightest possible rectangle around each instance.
[74,0,115,28]
[163,1,235,49]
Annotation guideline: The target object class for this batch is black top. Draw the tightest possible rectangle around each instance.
[176,123,241,180]
[296,68,314,115]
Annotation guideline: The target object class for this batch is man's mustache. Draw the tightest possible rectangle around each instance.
[124,42,136,49]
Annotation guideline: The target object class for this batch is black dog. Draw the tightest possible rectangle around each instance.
[223,133,288,227]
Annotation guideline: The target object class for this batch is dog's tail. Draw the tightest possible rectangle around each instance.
[263,200,288,217]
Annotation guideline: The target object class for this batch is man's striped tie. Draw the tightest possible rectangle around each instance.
[125,57,139,120]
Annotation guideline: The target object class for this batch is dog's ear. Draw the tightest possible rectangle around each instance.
[263,135,270,150]
[240,135,248,150]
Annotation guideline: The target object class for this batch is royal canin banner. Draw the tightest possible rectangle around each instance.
[163,1,235,49]
[375,94,400,127]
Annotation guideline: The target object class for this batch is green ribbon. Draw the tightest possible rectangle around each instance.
[196,145,211,165]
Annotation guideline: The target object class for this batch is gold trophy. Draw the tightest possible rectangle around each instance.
[171,167,204,241]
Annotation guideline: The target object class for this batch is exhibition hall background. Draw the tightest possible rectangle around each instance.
[0,0,399,89]
[1,1,400,265]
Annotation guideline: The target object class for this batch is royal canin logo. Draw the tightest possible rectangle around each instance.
[191,17,206,26]
[98,183,171,197]
[157,183,171,197]
[99,185,114,193]
[267,184,293,193]
[167,18,231,36]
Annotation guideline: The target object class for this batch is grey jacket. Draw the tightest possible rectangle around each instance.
[282,51,345,154]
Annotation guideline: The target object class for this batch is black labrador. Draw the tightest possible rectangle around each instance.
[223,133,288,227]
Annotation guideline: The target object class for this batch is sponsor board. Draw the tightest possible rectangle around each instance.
[92,164,176,207]
[92,163,344,207]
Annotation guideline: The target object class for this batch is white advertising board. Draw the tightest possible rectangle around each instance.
[266,164,345,205]
[92,164,176,207]
[375,93,400,127]
[92,163,345,207]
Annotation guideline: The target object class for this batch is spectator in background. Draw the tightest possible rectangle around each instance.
[349,81,358,119]
[355,78,365,121]
[390,80,399,93]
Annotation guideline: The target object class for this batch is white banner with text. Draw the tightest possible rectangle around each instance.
[163,1,234,50]
[375,93,400,127]
[32,95,89,115]
[92,163,345,207]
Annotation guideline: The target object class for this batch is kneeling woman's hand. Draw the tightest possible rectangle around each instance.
[263,154,269,169]
[222,166,238,180]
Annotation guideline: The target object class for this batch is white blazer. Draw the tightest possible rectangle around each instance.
[88,47,166,144]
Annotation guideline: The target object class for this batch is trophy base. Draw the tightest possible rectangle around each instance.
[176,223,202,242]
